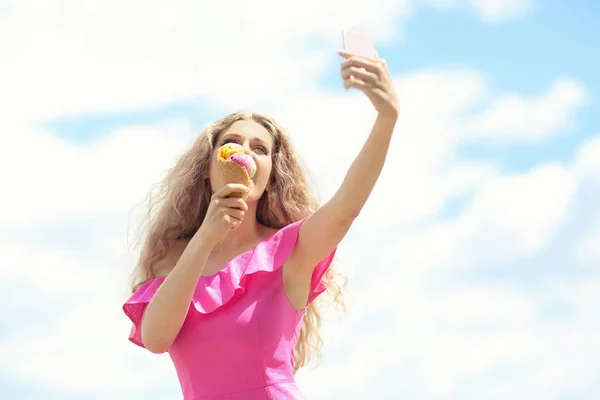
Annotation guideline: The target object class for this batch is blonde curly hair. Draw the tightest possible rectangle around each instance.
[127,111,347,372]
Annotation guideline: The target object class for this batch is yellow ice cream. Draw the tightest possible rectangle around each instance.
[218,143,244,161]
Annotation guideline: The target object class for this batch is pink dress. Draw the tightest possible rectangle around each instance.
[122,218,336,399]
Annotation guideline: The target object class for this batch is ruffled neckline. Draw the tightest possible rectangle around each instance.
[198,226,282,278]
[125,218,307,317]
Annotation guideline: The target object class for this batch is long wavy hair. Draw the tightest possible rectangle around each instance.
[127,111,347,372]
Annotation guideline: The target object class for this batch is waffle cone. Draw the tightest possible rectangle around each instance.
[215,158,252,199]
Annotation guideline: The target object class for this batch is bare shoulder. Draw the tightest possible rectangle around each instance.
[152,238,191,277]
[261,224,279,238]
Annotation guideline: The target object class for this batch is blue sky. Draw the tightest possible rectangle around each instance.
[1,1,599,399]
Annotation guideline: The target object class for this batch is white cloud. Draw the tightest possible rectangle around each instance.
[576,206,600,268]
[350,163,577,288]
[420,0,456,9]
[0,119,192,229]
[468,0,535,22]
[579,226,600,267]
[300,277,600,399]
[575,135,600,178]
[0,0,409,126]
[421,0,535,22]
[572,137,600,268]
[460,163,576,258]
[465,78,588,141]
[0,220,178,393]
[0,298,178,392]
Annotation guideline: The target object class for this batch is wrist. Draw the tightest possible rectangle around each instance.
[377,110,399,123]
[190,228,216,254]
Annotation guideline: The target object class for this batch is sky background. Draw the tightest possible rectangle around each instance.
[1,0,599,399]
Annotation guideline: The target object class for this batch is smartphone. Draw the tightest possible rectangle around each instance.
[342,28,377,59]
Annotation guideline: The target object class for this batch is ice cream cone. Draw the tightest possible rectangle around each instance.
[215,158,252,199]
[214,143,256,199]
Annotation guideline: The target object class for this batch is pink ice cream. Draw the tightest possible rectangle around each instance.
[228,151,256,179]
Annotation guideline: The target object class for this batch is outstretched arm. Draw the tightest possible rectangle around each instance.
[286,51,399,295]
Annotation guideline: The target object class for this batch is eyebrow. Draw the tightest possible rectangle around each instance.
[221,133,271,148]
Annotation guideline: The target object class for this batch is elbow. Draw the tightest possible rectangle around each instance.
[343,207,361,221]
[143,338,171,354]
[335,205,361,222]
[141,329,173,354]
[329,192,364,222]
[330,208,361,233]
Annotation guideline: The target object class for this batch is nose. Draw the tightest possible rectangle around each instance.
[241,141,252,155]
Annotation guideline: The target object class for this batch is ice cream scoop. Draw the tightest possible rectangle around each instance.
[214,143,257,199]
[218,142,244,161]
[228,152,257,178]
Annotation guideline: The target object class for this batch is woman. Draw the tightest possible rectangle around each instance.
[123,50,399,399]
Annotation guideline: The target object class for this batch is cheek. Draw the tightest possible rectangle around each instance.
[208,155,219,191]
[259,160,272,182]
[209,156,217,175]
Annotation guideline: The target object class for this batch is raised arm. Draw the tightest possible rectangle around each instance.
[287,51,399,278]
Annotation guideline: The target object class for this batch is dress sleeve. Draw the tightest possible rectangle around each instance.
[272,218,337,306]
[308,247,336,304]
[122,276,167,348]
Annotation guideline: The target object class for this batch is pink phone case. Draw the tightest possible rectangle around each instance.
[342,28,377,59]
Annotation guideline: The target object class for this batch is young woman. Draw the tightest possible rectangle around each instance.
[123,50,399,399]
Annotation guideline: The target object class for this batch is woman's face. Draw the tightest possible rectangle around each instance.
[209,120,274,202]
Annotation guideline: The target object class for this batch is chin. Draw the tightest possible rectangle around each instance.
[246,188,265,203]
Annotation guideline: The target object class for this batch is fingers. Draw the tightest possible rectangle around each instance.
[213,197,248,212]
[341,66,378,85]
[207,200,245,229]
[222,207,245,222]
[213,197,248,217]
[343,75,370,91]
[213,183,250,199]
[338,49,378,61]
[337,49,354,59]
[339,52,382,74]
[211,195,247,228]
[221,205,245,230]
[339,51,388,92]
